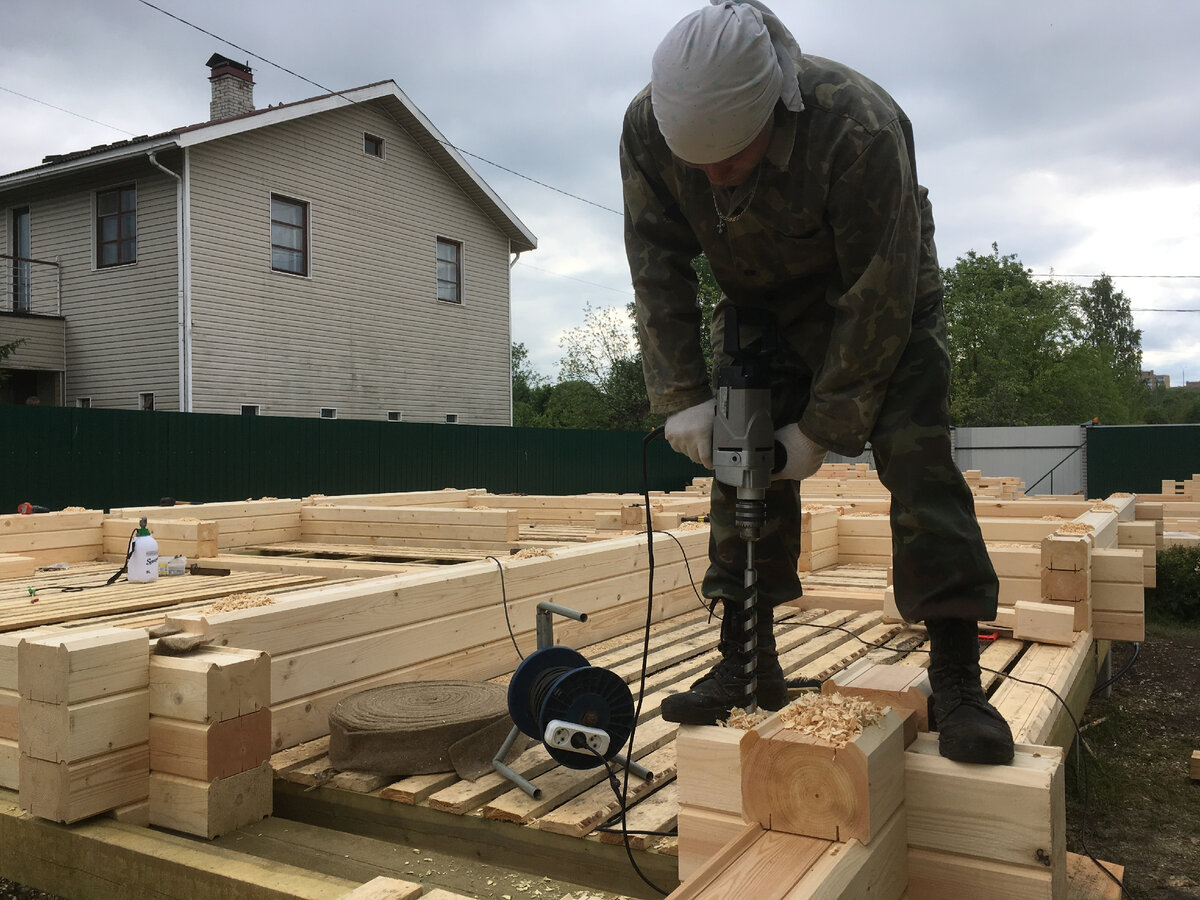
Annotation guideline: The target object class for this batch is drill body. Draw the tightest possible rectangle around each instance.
[711,307,776,712]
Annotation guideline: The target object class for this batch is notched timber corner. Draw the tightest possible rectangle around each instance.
[0,466,1171,898]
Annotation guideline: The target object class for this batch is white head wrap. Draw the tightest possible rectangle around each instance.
[651,0,803,164]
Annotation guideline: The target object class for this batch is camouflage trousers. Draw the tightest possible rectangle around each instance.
[704,299,999,623]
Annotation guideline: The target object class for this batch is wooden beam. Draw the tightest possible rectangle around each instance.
[148,761,272,838]
[740,708,904,844]
[905,733,1064,894]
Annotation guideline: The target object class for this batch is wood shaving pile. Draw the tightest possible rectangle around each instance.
[776,693,885,747]
[1091,502,1117,512]
[206,593,275,613]
[721,693,885,747]
[63,506,87,512]
[1057,523,1096,535]
[512,547,554,559]
[843,511,880,518]
[679,521,708,531]
[1110,492,1132,498]
[719,707,770,729]
[1040,515,1066,521]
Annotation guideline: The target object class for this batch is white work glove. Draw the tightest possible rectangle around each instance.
[665,399,716,468]
[772,423,827,481]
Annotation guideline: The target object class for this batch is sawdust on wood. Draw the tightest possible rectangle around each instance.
[1041,515,1067,521]
[720,693,885,748]
[1091,502,1118,511]
[206,592,276,613]
[719,708,771,729]
[1058,522,1096,535]
[63,506,88,512]
[511,547,554,559]
[679,521,708,531]
[1110,492,1133,498]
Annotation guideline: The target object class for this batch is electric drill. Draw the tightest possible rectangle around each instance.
[711,307,776,713]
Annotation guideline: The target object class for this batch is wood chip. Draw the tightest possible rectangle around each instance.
[1057,523,1096,535]
[511,548,554,559]
[719,693,887,747]
[205,592,276,613]
[718,708,771,730]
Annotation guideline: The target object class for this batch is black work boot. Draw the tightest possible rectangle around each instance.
[926,618,1015,764]
[661,602,787,725]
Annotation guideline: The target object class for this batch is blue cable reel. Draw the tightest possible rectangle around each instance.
[507,646,635,769]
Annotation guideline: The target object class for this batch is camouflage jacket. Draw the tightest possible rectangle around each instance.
[620,55,944,457]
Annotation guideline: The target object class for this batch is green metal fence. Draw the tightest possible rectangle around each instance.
[1086,424,1200,497]
[0,406,703,512]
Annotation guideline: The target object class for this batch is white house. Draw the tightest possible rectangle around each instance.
[0,55,537,424]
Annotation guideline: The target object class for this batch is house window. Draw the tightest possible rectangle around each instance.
[364,134,384,157]
[97,185,137,268]
[12,207,30,311]
[445,413,458,424]
[320,407,337,419]
[139,392,155,411]
[241,404,260,416]
[387,410,402,422]
[271,195,309,276]
[76,397,91,409]
[436,238,462,304]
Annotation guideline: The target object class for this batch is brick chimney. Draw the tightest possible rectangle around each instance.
[206,53,254,121]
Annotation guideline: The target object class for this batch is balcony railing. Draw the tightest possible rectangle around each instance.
[1,253,61,317]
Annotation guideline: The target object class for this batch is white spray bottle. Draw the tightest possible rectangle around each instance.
[127,517,159,583]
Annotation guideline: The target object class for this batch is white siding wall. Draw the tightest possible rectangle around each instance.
[1,161,180,408]
[187,102,513,424]
[1,315,66,371]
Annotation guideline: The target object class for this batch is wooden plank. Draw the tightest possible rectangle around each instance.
[740,709,905,844]
[908,847,1054,899]
[20,744,150,823]
[168,530,707,655]
[19,689,149,763]
[1066,852,1125,900]
[148,761,273,838]
[335,876,424,899]
[0,786,359,899]
[679,827,831,900]
[482,716,677,825]
[676,724,745,815]
[0,737,16,790]
[905,732,1064,881]
[596,780,678,850]
[782,806,907,900]
[1013,601,1076,646]
[149,646,270,724]
[150,707,272,780]
[17,626,148,703]
[536,742,676,837]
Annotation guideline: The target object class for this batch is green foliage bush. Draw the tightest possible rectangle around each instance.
[1148,546,1200,622]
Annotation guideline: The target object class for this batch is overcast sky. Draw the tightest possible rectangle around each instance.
[3,0,1198,389]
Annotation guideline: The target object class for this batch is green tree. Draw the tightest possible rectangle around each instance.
[1076,274,1143,421]
[942,245,1135,426]
[540,380,612,429]
[0,338,23,386]
[512,342,552,427]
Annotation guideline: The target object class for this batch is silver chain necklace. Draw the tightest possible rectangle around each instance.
[712,166,763,235]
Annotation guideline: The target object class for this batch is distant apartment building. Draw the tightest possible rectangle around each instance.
[1141,371,1170,389]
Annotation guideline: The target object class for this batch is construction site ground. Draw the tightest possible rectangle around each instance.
[1064,619,1200,899]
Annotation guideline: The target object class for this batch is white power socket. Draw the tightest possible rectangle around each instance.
[544,719,610,757]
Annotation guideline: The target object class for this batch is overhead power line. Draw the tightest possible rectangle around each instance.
[1030,272,1200,279]
[133,0,619,217]
[0,84,136,136]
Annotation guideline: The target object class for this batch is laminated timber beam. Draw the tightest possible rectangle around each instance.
[0,787,357,899]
